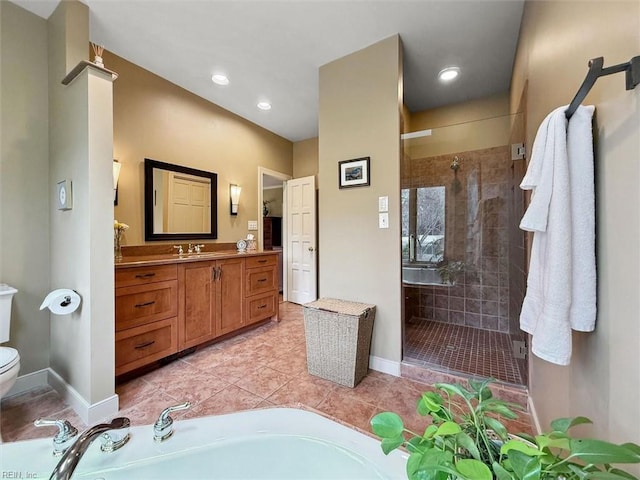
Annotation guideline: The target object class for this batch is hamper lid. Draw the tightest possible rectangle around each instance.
[304,298,375,316]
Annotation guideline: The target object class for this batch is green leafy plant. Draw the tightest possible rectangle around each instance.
[437,261,466,285]
[371,379,640,480]
[500,417,640,480]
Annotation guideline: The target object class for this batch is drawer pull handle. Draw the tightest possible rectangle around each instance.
[134,340,155,349]
[257,260,267,263]
[258,304,268,309]
[135,273,156,279]
[135,301,156,308]
[257,278,267,283]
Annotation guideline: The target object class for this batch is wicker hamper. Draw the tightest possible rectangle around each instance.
[303,298,376,388]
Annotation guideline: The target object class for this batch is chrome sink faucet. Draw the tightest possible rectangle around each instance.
[49,417,130,480]
[187,244,204,254]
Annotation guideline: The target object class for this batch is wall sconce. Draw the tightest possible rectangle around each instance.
[113,159,121,205]
[230,184,241,215]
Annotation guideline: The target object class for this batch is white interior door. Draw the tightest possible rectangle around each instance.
[286,176,317,304]
[167,172,210,233]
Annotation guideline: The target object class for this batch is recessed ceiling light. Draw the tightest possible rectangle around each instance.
[438,67,460,82]
[211,74,229,86]
[257,101,272,111]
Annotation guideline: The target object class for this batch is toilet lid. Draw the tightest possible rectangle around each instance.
[0,347,19,374]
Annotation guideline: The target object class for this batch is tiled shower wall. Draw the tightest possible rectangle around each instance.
[402,145,513,334]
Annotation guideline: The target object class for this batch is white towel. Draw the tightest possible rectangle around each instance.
[519,105,597,366]
[567,105,596,331]
[520,106,573,365]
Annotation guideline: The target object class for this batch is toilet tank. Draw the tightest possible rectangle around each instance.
[0,284,18,343]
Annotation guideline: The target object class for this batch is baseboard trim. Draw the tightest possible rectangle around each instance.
[5,368,49,397]
[86,394,119,425]
[47,369,119,425]
[369,356,401,377]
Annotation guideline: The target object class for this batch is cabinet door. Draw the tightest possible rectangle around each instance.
[216,258,245,335]
[179,261,216,349]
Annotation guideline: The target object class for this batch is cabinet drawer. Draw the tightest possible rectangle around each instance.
[245,293,277,325]
[115,280,178,331]
[245,255,277,269]
[245,266,277,296]
[115,318,177,376]
[116,264,177,288]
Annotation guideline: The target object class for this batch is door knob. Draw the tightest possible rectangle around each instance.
[308,246,315,252]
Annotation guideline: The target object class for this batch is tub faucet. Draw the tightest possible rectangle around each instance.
[154,401,191,442]
[49,417,130,480]
[33,418,78,457]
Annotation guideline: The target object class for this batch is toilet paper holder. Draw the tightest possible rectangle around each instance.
[40,289,82,315]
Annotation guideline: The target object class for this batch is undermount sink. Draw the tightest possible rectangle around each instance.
[178,252,225,258]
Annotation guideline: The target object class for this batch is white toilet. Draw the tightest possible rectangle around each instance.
[0,284,20,398]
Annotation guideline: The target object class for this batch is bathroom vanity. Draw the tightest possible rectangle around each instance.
[115,251,279,376]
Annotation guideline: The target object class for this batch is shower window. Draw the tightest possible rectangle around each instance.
[402,186,445,264]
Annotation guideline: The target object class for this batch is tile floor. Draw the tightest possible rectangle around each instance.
[1,302,533,444]
[405,318,523,385]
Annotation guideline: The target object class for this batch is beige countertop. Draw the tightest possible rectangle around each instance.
[115,249,278,268]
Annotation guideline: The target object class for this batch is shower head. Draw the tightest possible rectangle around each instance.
[450,156,460,172]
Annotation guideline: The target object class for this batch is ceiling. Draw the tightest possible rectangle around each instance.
[13,0,525,142]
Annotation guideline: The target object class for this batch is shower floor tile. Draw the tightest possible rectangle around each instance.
[405,319,523,385]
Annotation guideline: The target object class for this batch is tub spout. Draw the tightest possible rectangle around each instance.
[49,417,130,480]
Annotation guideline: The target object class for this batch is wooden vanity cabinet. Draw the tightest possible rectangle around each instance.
[115,252,278,376]
[178,257,245,349]
[115,265,179,376]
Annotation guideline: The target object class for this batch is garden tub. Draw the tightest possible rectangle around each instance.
[0,407,407,479]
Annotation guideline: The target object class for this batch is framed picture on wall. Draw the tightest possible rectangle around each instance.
[338,156,370,188]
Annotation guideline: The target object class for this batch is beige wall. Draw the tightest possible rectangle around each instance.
[293,137,319,182]
[411,91,510,129]
[319,35,402,365]
[107,51,293,245]
[48,1,115,407]
[0,1,51,375]
[512,0,640,447]
[408,92,512,158]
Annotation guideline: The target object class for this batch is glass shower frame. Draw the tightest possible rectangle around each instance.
[400,113,528,387]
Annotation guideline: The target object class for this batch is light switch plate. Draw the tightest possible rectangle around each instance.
[378,196,388,212]
[248,220,258,231]
[378,212,389,229]
[56,179,73,210]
